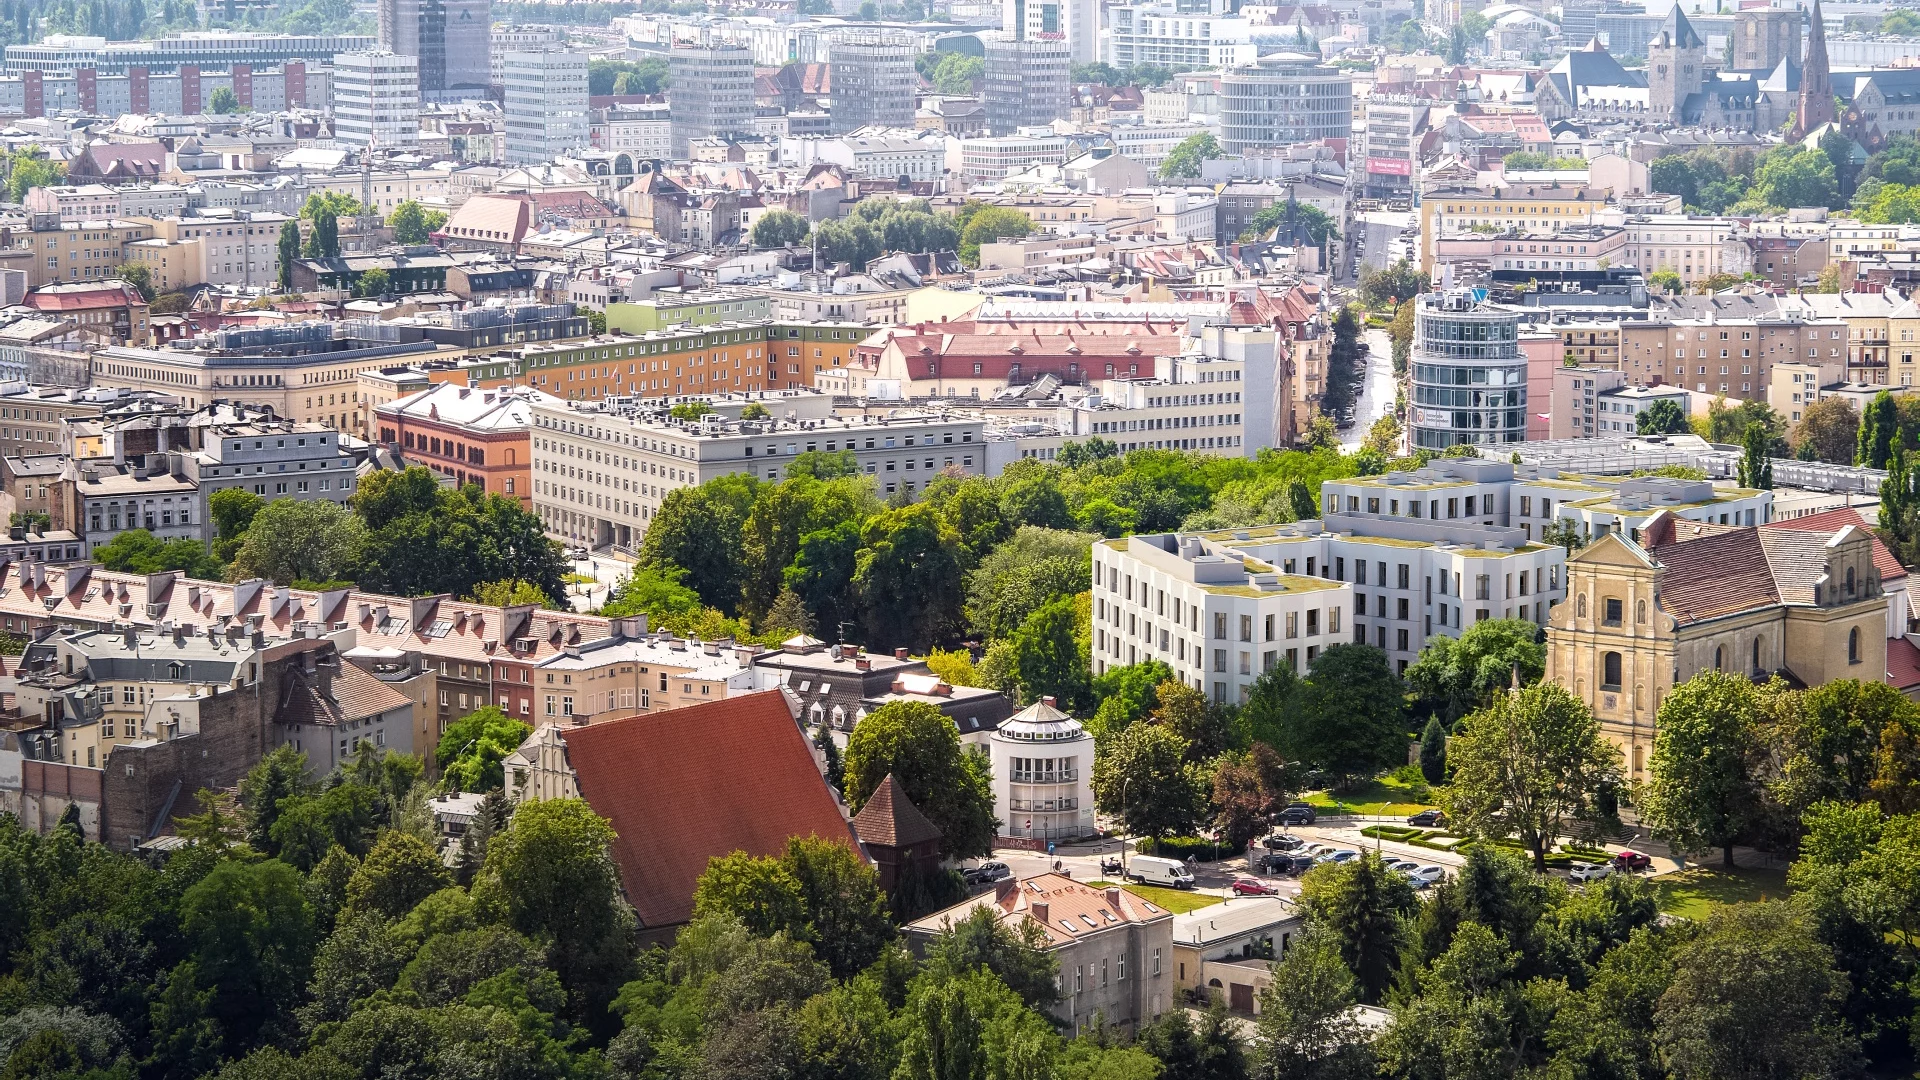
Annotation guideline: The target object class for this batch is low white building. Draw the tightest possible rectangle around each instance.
[989,698,1095,843]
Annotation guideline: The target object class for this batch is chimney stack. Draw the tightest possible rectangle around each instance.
[1030,901,1049,924]
[894,647,909,660]
[1042,695,1057,708]
[995,878,1018,903]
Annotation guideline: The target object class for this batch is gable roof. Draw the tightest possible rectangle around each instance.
[906,872,1172,948]
[1890,636,1920,691]
[1653,4,1704,50]
[1544,38,1645,104]
[1766,505,1907,583]
[851,773,942,849]
[1649,517,1881,626]
[559,690,856,929]
[277,661,413,727]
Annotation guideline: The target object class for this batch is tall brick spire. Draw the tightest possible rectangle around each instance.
[1795,0,1837,137]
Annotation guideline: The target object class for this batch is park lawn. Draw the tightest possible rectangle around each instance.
[1305,776,1439,816]
[1652,865,1792,920]
[1090,880,1222,915]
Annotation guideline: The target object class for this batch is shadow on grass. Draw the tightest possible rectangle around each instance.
[1652,865,1792,920]
[1304,776,1440,816]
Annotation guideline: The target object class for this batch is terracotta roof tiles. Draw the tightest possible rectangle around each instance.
[850,773,942,849]
[1767,506,1907,581]
[559,690,855,929]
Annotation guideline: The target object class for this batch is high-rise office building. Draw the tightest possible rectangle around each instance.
[1218,52,1353,154]
[668,42,755,158]
[829,33,916,134]
[504,50,589,164]
[378,0,490,102]
[983,33,1070,135]
[1004,0,1099,64]
[333,50,420,148]
[1409,291,1528,449]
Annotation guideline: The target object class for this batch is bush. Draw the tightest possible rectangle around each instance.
[1135,835,1226,861]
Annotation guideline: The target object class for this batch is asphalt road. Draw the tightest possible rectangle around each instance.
[1340,327,1397,452]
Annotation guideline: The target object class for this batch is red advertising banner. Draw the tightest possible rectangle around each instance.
[1368,157,1412,176]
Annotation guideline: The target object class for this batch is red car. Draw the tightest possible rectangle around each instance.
[1231,878,1279,896]
[1612,850,1652,872]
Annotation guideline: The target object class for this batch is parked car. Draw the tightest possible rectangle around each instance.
[1231,878,1280,896]
[1383,858,1422,874]
[1262,833,1303,850]
[1300,842,1330,858]
[964,860,1011,885]
[1407,809,1446,827]
[1406,865,1447,888]
[1274,853,1318,875]
[1612,850,1653,872]
[1317,849,1360,865]
[1568,861,1614,884]
[566,547,589,560]
[1279,803,1317,826]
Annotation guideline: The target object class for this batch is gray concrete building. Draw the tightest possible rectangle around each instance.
[668,42,756,158]
[504,49,590,164]
[983,33,1071,135]
[378,0,491,101]
[1218,52,1353,155]
[829,33,917,134]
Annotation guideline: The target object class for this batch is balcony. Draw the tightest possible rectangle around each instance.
[1010,771,1079,784]
[1008,798,1079,812]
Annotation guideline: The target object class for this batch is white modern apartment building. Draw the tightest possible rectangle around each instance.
[989,698,1095,841]
[530,394,989,550]
[1097,508,1567,689]
[958,132,1072,183]
[333,50,420,148]
[1319,457,1774,548]
[504,50,591,164]
[782,131,946,183]
[490,24,563,89]
[1107,0,1256,69]
[1053,323,1276,455]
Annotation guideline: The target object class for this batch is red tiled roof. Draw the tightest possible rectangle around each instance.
[907,872,1171,947]
[560,690,855,929]
[1890,637,1920,691]
[1650,527,1781,624]
[277,662,412,726]
[1766,506,1907,581]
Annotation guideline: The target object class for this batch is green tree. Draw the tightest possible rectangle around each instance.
[1858,389,1896,469]
[352,467,568,607]
[276,219,300,290]
[1442,682,1620,870]
[843,700,998,860]
[1266,644,1406,785]
[1738,420,1773,489]
[435,706,533,793]
[600,564,703,626]
[343,830,451,920]
[1787,395,1860,465]
[472,798,635,1029]
[90,528,223,578]
[1297,853,1417,1004]
[1404,617,1546,726]
[466,579,554,608]
[1138,1005,1248,1080]
[956,205,1035,267]
[751,209,810,249]
[1649,269,1683,295]
[1747,144,1840,211]
[922,905,1061,1012]
[1008,593,1091,711]
[1636,397,1690,436]
[356,267,390,297]
[175,859,315,1057]
[1158,132,1223,180]
[1091,722,1208,844]
[6,146,66,202]
[385,200,446,245]
[963,525,1094,641]
[1357,259,1428,308]
[116,261,155,302]
[1321,306,1363,419]
[302,207,338,259]
[1640,671,1765,869]
[238,745,312,855]
[226,498,363,586]
[208,85,238,113]
[1254,927,1373,1080]
[209,486,263,562]
[1653,903,1859,1080]
[853,504,965,653]
[1419,715,1448,784]
[638,481,752,615]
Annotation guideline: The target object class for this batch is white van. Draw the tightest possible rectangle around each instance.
[1125,855,1196,889]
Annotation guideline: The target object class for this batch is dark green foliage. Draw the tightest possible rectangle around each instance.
[843,701,998,861]
[1420,715,1447,784]
[351,467,568,607]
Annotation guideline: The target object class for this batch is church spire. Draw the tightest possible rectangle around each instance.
[1794,0,1837,137]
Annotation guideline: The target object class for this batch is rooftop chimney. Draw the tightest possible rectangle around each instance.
[894,647,909,660]
[1042,695,1057,708]
[995,878,1018,904]
[1030,901,1049,924]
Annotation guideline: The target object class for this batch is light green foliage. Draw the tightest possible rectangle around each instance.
[1405,618,1546,726]
[916,49,983,93]
[963,525,1096,641]
[1501,150,1586,170]
[954,202,1035,266]
[226,498,363,586]
[1009,592,1091,711]
[91,528,224,579]
[750,208,810,249]
[435,706,533,794]
[5,145,65,202]
[587,57,668,95]
[1090,721,1209,842]
[1158,132,1223,179]
[1636,397,1690,436]
[385,201,446,245]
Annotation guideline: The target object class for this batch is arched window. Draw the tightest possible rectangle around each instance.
[1752,637,1761,673]
[1847,566,1857,597]
[1714,646,1724,671]
[1850,627,1862,664]
[1602,651,1622,692]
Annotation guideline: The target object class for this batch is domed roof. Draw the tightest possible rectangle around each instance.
[994,697,1088,742]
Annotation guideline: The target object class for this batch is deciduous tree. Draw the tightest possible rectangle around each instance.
[1640,671,1765,868]
[843,700,998,860]
[1442,682,1619,870]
